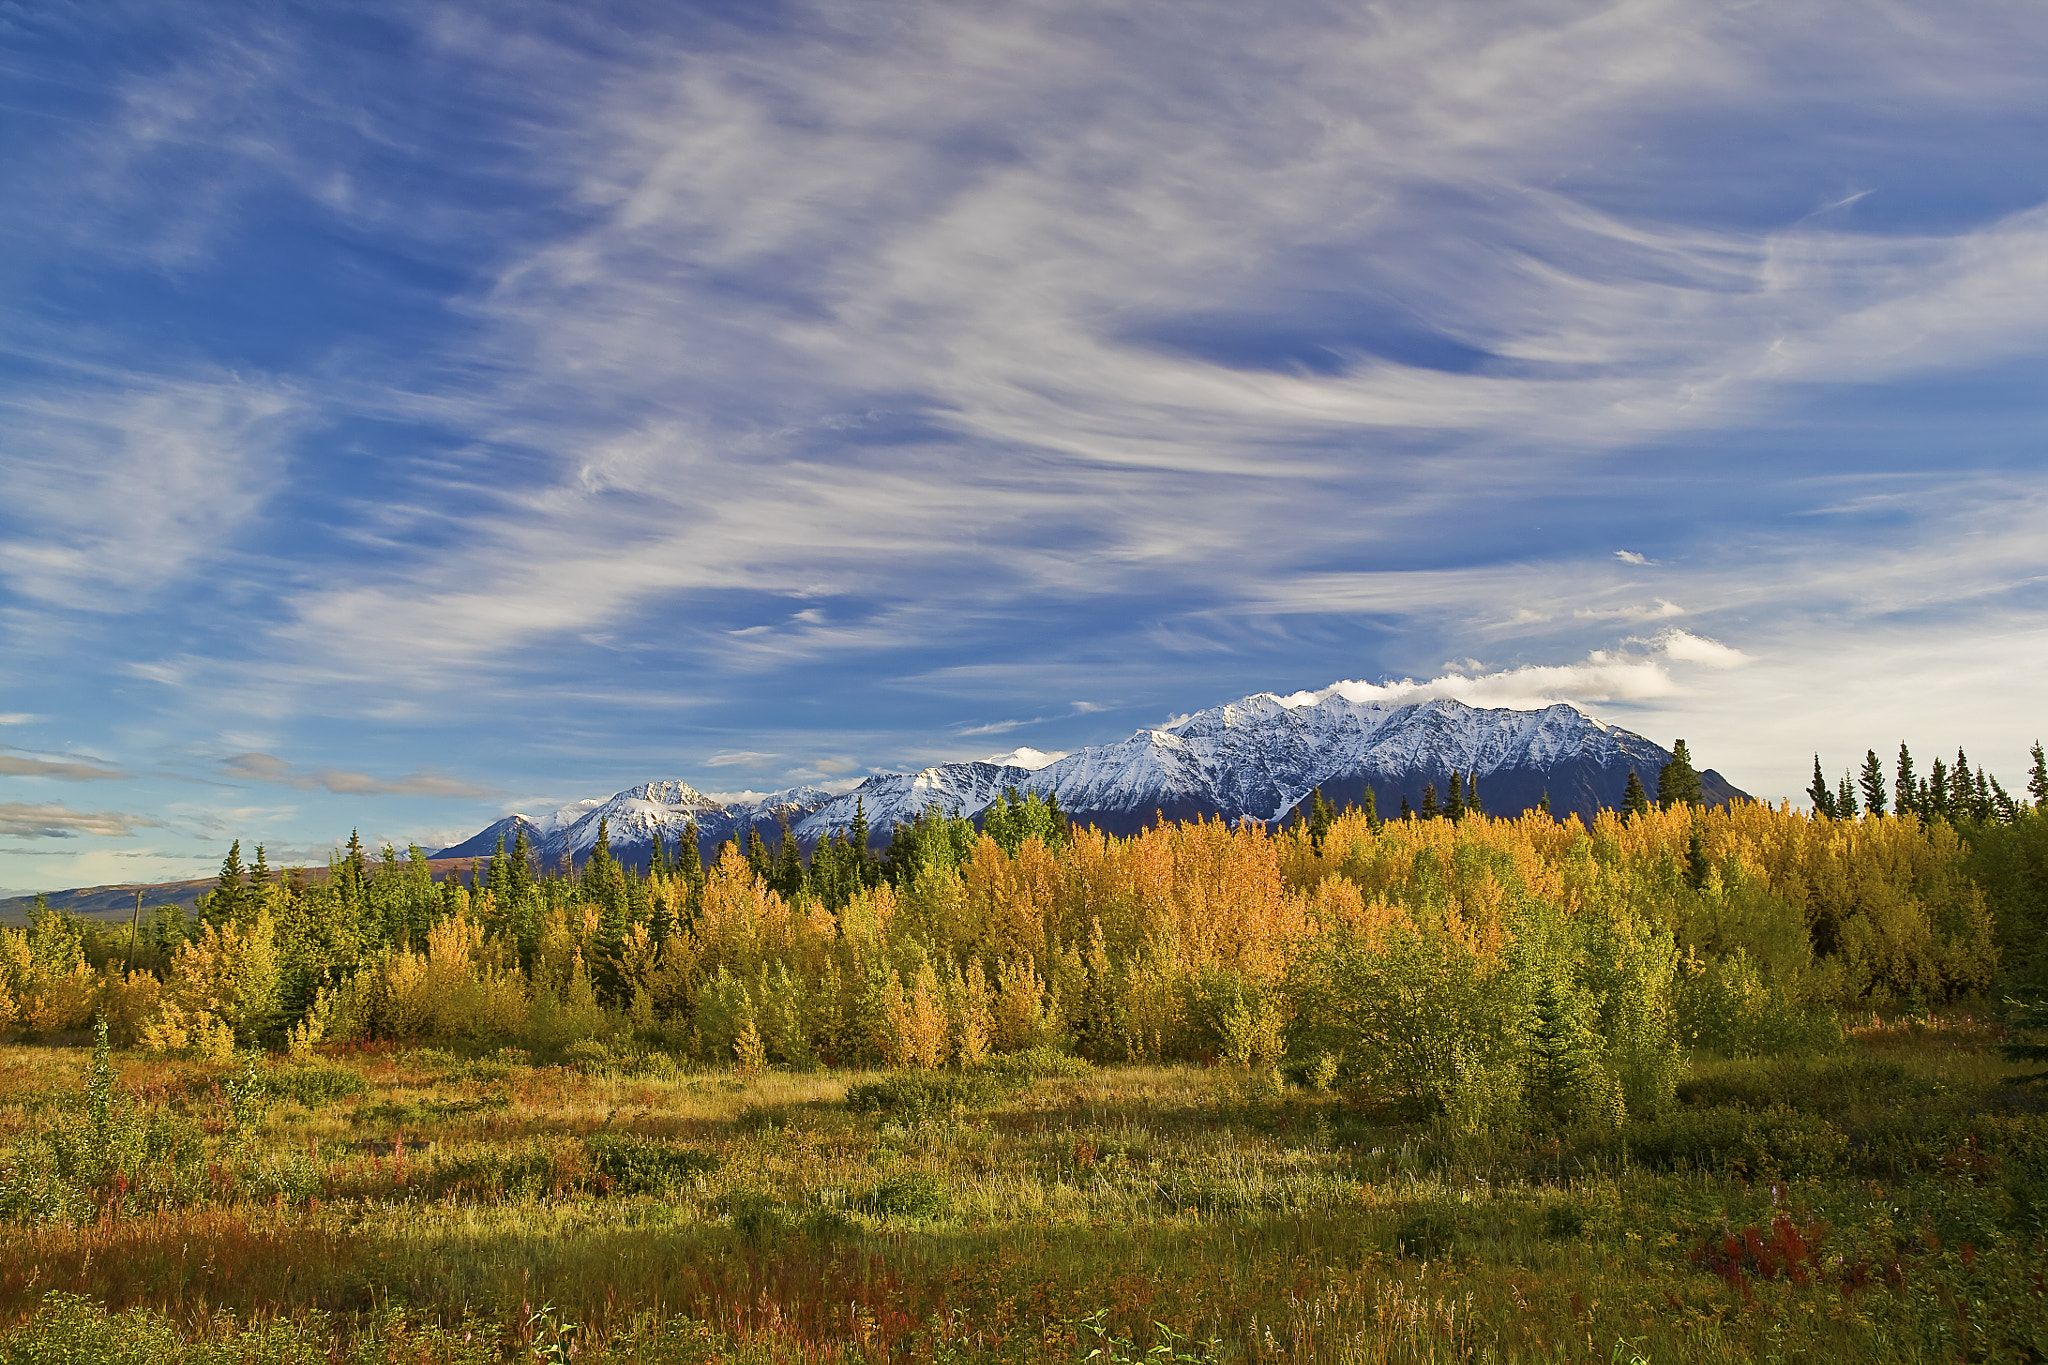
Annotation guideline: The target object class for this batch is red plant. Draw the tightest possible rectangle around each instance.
[1689,1216,1829,1293]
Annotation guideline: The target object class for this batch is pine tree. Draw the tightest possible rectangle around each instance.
[1952,749,1976,820]
[1307,787,1336,852]
[1465,770,1482,817]
[1419,783,1440,820]
[1807,756,1836,818]
[1445,772,1466,822]
[1896,744,1918,820]
[674,821,703,892]
[487,834,511,904]
[1974,769,1995,824]
[1835,772,1859,819]
[509,827,534,900]
[208,840,248,925]
[1399,795,1413,821]
[1621,769,1652,821]
[1859,750,1888,817]
[1360,785,1381,831]
[1536,791,1552,819]
[1685,822,1711,889]
[250,843,271,890]
[772,819,805,899]
[1928,757,1951,822]
[745,828,770,886]
[2030,741,2048,809]
[1657,739,1705,810]
[847,799,873,886]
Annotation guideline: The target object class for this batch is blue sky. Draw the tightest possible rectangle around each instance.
[3,0,2046,892]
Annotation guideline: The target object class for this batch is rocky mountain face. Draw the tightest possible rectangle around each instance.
[435,691,1747,869]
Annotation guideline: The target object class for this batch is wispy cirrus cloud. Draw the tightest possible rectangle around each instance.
[0,803,157,839]
[0,748,127,781]
[221,753,494,799]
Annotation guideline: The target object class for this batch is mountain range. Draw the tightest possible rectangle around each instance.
[434,687,1746,870]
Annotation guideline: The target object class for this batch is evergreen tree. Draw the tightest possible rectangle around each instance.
[509,827,534,900]
[745,828,770,886]
[771,819,805,900]
[1419,783,1440,821]
[1399,795,1413,821]
[1044,789,1069,849]
[1928,757,1951,822]
[1952,749,1976,820]
[1307,786,1336,852]
[1465,770,1482,817]
[2030,741,2048,809]
[487,834,511,904]
[1685,822,1711,889]
[1536,791,1553,819]
[1621,770,1651,821]
[1896,744,1918,820]
[1445,772,1465,822]
[1835,772,1859,819]
[1360,785,1381,832]
[1974,769,1995,824]
[649,829,670,879]
[847,799,873,886]
[1657,739,1705,810]
[206,839,249,925]
[250,843,271,890]
[1859,749,1888,817]
[674,821,703,892]
[1807,756,1836,818]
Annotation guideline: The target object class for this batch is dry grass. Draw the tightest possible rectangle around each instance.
[1,1027,2044,1363]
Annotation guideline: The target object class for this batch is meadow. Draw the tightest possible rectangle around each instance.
[3,782,2047,1360]
[0,1011,2044,1363]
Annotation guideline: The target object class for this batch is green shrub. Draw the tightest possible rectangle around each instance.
[843,1071,1015,1120]
[718,1188,790,1237]
[260,1061,367,1106]
[987,1046,1094,1079]
[1619,1104,1848,1176]
[860,1170,952,1219]
[351,1092,508,1129]
[423,1140,568,1201]
[585,1132,719,1195]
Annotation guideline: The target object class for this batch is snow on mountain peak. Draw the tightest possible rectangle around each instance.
[978,746,1066,771]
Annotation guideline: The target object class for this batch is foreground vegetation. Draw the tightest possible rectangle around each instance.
[0,1017,2044,1362]
[3,743,2046,1359]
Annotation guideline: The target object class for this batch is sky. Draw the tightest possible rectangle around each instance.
[2,0,2046,894]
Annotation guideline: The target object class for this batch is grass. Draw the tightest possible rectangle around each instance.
[0,1022,2044,1362]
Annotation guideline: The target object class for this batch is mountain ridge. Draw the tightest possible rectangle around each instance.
[434,689,1748,869]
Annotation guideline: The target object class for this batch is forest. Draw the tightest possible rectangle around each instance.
[1,738,2046,1362]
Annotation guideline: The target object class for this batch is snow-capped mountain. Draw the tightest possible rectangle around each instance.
[435,689,1745,868]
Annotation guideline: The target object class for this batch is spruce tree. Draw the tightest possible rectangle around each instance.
[745,828,770,885]
[1306,787,1335,853]
[1806,755,1835,817]
[848,799,872,884]
[1657,739,1705,809]
[2030,741,2048,809]
[772,819,805,899]
[1928,757,1951,822]
[1621,769,1651,821]
[1419,783,1440,820]
[1445,772,1465,822]
[250,843,271,890]
[1896,744,1918,820]
[487,834,511,903]
[1361,785,1381,832]
[509,827,534,900]
[1399,795,1413,821]
[1835,772,1859,819]
[1859,750,1888,817]
[1536,791,1552,819]
[1686,822,1711,889]
[1465,769,1482,817]
[209,840,248,925]
[1952,749,1976,819]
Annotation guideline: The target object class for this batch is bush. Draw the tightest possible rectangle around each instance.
[1618,1104,1849,1177]
[860,1170,952,1219]
[260,1061,367,1106]
[987,1046,1094,1079]
[844,1071,1016,1120]
[585,1132,719,1195]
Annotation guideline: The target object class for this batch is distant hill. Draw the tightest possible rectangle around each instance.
[0,857,485,927]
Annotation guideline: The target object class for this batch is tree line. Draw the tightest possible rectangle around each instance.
[3,738,2043,1131]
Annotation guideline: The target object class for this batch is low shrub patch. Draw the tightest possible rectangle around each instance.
[843,1071,1016,1120]
[585,1132,720,1196]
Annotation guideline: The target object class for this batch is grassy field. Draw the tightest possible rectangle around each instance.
[2,1019,2045,1363]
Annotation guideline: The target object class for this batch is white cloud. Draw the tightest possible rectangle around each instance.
[1280,630,1752,713]
[1614,550,1651,565]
